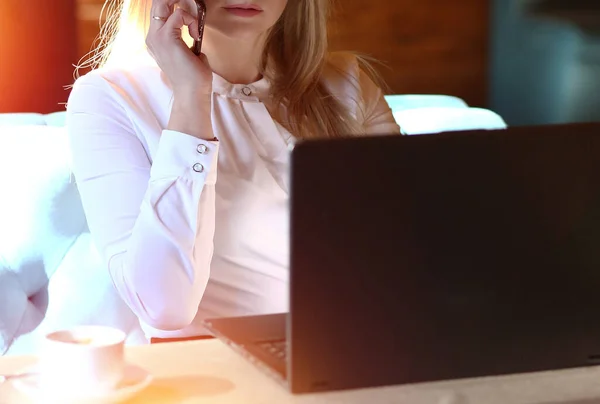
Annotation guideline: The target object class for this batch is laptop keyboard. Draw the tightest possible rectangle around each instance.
[257,340,288,362]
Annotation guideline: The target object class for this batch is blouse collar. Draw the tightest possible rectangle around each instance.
[147,50,270,102]
[211,72,270,102]
[154,60,270,102]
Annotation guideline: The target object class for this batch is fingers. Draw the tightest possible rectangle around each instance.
[147,0,177,59]
[164,8,200,40]
[198,53,209,66]
[149,0,200,39]
[149,0,178,27]
[146,0,203,65]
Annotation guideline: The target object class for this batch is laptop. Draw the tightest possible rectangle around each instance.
[204,122,600,394]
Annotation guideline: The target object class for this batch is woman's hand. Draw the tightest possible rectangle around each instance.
[146,0,212,97]
[147,0,214,139]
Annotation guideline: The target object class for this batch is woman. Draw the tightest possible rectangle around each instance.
[67,0,400,342]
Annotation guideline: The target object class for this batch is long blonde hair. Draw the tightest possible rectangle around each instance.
[77,0,385,139]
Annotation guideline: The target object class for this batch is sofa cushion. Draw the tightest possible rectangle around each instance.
[394,107,508,135]
[384,94,469,113]
[0,112,67,127]
[0,124,87,354]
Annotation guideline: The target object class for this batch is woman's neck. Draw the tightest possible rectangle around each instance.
[202,29,266,85]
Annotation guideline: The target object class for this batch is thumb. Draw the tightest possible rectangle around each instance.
[198,52,210,67]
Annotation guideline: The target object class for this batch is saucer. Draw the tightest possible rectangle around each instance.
[11,363,153,404]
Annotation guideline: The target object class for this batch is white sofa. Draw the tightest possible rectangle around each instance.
[0,96,506,356]
[0,114,147,356]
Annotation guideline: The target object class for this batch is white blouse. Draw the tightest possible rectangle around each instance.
[66,52,400,339]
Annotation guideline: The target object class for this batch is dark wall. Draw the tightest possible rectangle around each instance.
[489,0,582,126]
[329,0,490,107]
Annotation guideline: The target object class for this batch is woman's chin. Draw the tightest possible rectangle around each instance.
[208,24,269,42]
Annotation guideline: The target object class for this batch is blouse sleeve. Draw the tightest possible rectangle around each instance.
[66,71,218,331]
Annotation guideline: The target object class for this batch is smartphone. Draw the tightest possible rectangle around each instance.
[192,0,207,56]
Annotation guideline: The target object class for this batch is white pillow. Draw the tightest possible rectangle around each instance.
[385,95,469,113]
[394,107,508,135]
[0,125,87,354]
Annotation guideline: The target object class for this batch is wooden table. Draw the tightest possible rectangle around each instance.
[2,339,600,403]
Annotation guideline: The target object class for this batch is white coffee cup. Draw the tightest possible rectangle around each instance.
[38,326,126,397]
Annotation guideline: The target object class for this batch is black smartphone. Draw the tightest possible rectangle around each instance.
[192,0,207,56]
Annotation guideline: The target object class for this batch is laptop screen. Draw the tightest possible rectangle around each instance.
[288,123,600,392]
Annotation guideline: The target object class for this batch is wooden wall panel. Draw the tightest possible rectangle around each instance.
[75,0,489,106]
[0,0,77,113]
[329,0,490,106]
[76,0,107,76]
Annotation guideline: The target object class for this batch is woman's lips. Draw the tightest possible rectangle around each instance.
[223,5,263,17]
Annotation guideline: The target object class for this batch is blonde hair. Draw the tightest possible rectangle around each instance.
[77,0,386,139]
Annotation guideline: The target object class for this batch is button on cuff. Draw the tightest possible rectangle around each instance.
[152,130,219,184]
[197,144,209,154]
